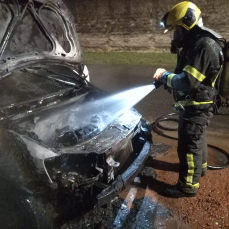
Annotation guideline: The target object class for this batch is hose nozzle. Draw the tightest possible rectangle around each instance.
[153,81,164,89]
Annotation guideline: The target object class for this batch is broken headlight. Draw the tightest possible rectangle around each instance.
[44,153,102,189]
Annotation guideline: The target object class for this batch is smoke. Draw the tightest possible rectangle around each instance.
[30,84,155,145]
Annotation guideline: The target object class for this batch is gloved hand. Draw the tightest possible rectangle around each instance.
[153,68,167,81]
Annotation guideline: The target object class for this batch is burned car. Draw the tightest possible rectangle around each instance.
[0,0,152,228]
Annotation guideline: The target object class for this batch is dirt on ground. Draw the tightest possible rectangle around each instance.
[141,133,229,229]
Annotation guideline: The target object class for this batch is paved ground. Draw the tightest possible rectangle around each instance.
[77,64,229,229]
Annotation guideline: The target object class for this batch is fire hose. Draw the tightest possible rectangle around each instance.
[151,112,229,170]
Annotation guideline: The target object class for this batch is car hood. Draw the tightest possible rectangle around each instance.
[8,85,142,150]
[0,0,82,78]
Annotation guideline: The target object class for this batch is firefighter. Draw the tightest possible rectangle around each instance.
[153,1,224,197]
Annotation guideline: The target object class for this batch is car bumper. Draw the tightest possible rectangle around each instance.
[97,141,151,207]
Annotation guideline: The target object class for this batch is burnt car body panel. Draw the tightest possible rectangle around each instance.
[0,0,152,227]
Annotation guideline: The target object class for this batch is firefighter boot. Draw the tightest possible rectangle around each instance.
[164,184,197,198]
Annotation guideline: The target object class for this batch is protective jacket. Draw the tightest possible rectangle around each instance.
[161,26,223,110]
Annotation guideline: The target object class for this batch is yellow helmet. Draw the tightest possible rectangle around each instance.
[160,1,201,33]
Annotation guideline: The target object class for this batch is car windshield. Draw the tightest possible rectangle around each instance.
[0,65,84,108]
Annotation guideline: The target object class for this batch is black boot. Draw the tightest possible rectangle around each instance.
[164,185,197,198]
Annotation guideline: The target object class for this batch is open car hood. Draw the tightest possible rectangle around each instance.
[0,0,82,78]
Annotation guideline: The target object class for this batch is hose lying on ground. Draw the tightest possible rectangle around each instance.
[151,113,229,170]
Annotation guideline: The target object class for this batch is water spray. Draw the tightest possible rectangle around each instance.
[103,84,156,115]
[30,84,157,146]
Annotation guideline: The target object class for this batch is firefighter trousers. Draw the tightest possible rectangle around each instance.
[177,108,213,194]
